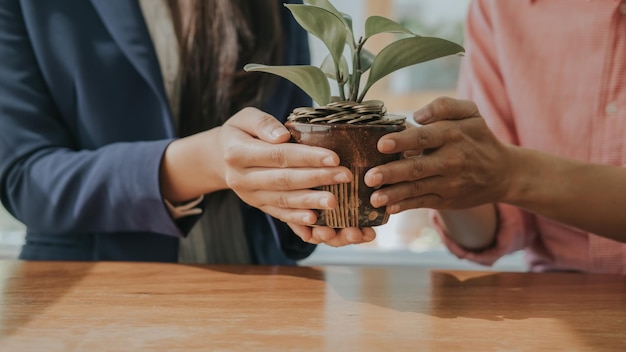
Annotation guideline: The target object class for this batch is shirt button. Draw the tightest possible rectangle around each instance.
[605,102,619,115]
[620,2,626,15]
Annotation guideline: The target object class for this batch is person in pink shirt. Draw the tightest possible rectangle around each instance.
[362,0,626,273]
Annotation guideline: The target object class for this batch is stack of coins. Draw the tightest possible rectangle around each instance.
[287,100,405,125]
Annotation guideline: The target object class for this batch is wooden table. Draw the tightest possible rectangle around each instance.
[0,261,625,351]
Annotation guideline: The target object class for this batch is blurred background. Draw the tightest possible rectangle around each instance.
[0,0,523,270]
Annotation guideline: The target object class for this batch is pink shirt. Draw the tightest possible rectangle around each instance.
[436,0,626,273]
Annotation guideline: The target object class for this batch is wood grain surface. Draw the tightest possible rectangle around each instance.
[0,260,625,351]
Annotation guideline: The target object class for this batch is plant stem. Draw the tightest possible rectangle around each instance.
[357,86,370,103]
[350,37,365,102]
[336,68,346,101]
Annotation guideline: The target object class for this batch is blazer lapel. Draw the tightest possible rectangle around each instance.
[89,0,170,116]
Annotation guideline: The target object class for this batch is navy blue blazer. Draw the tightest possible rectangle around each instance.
[0,0,315,263]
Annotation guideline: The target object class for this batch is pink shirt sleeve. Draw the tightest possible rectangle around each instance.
[434,0,536,265]
[431,205,533,266]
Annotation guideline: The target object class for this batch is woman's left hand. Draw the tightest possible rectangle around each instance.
[287,224,377,247]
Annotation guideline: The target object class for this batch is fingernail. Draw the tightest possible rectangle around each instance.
[380,139,395,152]
[370,172,383,186]
[375,194,389,207]
[320,197,330,208]
[335,173,350,183]
[303,214,315,224]
[388,204,400,214]
[413,109,428,123]
[322,156,337,166]
[272,127,288,139]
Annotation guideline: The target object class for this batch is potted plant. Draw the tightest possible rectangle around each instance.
[245,0,464,228]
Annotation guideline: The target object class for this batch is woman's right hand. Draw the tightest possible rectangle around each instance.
[221,108,378,246]
[218,107,352,226]
[160,107,376,246]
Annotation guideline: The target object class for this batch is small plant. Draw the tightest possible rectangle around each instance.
[245,0,465,228]
[245,0,465,124]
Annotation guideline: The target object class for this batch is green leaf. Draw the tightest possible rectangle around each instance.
[365,16,416,39]
[304,0,340,12]
[360,37,465,100]
[320,54,349,83]
[244,64,330,106]
[341,13,356,47]
[342,13,354,32]
[359,49,376,73]
[302,0,356,48]
[285,4,347,69]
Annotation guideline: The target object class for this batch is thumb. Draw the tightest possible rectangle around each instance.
[227,107,291,144]
[413,97,481,125]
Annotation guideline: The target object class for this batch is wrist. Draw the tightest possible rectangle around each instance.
[500,144,531,205]
[160,130,226,202]
[437,204,498,250]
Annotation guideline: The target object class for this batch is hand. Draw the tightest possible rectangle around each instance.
[364,97,514,214]
[217,107,355,226]
[286,224,377,247]
[221,108,377,247]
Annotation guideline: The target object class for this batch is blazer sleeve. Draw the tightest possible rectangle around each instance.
[0,2,187,237]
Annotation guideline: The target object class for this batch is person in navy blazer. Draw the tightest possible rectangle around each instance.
[0,0,376,264]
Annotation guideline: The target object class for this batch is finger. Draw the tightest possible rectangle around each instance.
[335,227,376,245]
[386,194,444,214]
[261,205,318,226]
[254,189,337,210]
[370,176,445,208]
[226,107,291,143]
[365,155,438,188]
[324,227,377,247]
[239,167,352,191]
[362,228,377,242]
[229,139,341,168]
[309,226,339,244]
[376,123,446,154]
[286,223,315,243]
[413,97,480,125]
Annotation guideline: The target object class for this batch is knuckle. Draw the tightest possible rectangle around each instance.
[275,194,290,209]
[409,181,423,196]
[443,151,464,171]
[445,127,464,143]
[461,99,479,115]
[222,144,241,166]
[408,158,426,179]
[270,145,288,167]
[273,170,291,189]
[415,131,431,149]
[452,152,467,171]
[432,96,453,116]
[426,195,444,209]
[254,111,276,130]
[315,170,329,186]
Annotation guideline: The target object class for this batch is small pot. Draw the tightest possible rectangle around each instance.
[286,120,406,228]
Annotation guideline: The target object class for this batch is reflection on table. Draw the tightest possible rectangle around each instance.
[1,261,624,351]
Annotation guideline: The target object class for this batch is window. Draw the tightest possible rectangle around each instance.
[0,205,24,259]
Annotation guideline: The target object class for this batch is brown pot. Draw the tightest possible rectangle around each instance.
[286,120,406,228]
